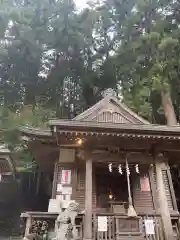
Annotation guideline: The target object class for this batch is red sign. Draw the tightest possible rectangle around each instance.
[61,170,71,184]
[140,176,150,192]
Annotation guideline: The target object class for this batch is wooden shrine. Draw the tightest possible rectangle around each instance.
[20,89,180,240]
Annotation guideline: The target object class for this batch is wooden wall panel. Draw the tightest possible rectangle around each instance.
[75,165,96,211]
[52,163,77,203]
[153,166,174,212]
[167,167,178,211]
[133,170,155,214]
[133,163,175,214]
[133,191,154,213]
[162,169,173,211]
[76,167,85,210]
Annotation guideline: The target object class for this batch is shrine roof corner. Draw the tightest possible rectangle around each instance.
[19,127,54,141]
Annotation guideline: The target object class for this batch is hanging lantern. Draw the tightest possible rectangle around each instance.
[108,190,113,200]
[118,164,123,174]
[108,163,112,172]
[135,164,139,174]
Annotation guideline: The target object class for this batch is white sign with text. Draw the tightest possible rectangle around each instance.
[144,219,155,235]
[98,216,107,232]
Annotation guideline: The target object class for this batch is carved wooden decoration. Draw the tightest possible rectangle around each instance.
[74,91,149,124]
[92,111,131,123]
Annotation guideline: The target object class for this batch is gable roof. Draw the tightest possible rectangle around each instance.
[73,89,150,125]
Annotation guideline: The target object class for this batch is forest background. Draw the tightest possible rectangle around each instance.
[0,0,180,170]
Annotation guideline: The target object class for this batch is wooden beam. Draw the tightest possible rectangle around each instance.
[155,159,175,240]
[63,136,180,154]
[84,158,92,240]
[77,150,154,164]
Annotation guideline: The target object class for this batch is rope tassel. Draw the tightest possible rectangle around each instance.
[125,158,137,217]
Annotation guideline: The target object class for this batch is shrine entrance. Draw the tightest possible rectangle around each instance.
[95,163,153,214]
[95,165,129,213]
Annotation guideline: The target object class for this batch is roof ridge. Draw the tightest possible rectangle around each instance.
[73,95,110,121]
[74,93,150,124]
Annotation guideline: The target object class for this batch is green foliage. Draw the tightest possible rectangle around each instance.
[0,106,53,171]
[114,0,180,123]
[1,0,180,168]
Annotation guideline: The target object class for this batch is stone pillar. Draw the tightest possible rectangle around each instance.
[155,159,174,240]
[84,158,92,240]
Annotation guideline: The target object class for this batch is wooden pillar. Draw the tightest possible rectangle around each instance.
[149,164,158,211]
[155,159,174,240]
[51,162,58,198]
[25,215,32,236]
[84,158,92,240]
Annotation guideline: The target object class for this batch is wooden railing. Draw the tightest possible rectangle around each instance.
[171,214,180,240]
[74,213,178,240]
[21,212,180,240]
[89,214,164,240]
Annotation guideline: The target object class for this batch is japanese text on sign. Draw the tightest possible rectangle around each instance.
[98,216,107,232]
[144,219,155,235]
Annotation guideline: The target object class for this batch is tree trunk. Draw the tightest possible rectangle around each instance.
[161,90,177,125]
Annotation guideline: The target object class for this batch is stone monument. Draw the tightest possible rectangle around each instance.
[53,200,80,240]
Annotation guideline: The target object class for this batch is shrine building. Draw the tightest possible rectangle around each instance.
[20,89,180,240]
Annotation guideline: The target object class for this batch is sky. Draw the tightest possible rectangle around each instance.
[75,0,88,9]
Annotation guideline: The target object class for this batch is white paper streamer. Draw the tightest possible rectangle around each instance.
[108,163,112,172]
[118,164,123,174]
[135,164,139,174]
